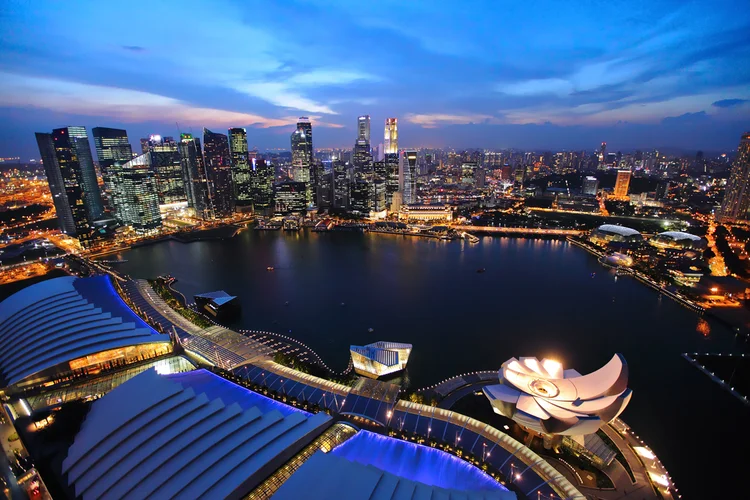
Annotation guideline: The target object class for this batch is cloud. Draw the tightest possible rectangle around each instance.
[712,98,748,108]
[121,45,146,53]
[0,72,308,128]
[288,69,378,86]
[231,82,336,115]
[404,113,499,128]
[661,111,710,124]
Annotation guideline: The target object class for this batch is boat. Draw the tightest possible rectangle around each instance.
[368,327,374,333]
[267,266,274,271]
[477,268,486,273]
[340,302,346,306]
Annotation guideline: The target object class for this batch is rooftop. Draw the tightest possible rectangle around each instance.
[596,224,641,237]
[655,231,702,241]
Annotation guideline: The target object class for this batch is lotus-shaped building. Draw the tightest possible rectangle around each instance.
[483,354,632,436]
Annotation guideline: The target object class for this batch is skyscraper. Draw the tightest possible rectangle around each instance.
[35,132,77,235]
[582,176,599,196]
[228,128,252,209]
[36,127,103,240]
[290,117,314,205]
[178,133,213,219]
[613,170,631,199]
[384,153,399,210]
[250,158,275,214]
[384,118,398,155]
[720,132,750,221]
[333,160,349,209]
[92,127,132,212]
[142,135,186,206]
[203,128,235,217]
[350,180,371,214]
[399,151,418,204]
[274,181,307,214]
[114,153,162,232]
[353,115,372,174]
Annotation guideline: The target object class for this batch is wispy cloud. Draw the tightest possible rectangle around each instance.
[288,69,378,86]
[121,45,146,53]
[405,113,499,128]
[231,82,336,115]
[712,98,748,108]
[0,73,301,128]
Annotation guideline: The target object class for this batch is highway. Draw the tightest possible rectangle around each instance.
[453,225,585,236]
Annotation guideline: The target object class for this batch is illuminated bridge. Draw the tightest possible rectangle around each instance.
[453,225,585,236]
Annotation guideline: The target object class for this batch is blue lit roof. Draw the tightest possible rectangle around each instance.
[656,231,702,241]
[0,276,170,387]
[63,368,331,499]
[331,430,506,492]
[195,290,236,300]
[596,224,641,237]
[166,369,308,416]
[274,435,514,500]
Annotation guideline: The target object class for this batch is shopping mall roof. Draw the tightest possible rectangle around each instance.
[0,276,170,388]
[62,368,331,499]
[273,450,514,500]
[656,231,702,241]
[596,224,641,237]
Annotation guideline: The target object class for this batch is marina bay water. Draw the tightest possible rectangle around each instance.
[113,229,747,498]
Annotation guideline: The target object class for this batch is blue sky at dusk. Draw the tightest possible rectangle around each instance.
[1,0,749,159]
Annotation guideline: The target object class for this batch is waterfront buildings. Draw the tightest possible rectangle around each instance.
[719,132,750,221]
[229,127,252,209]
[194,290,240,321]
[250,158,275,213]
[350,179,371,215]
[203,128,235,217]
[400,204,453,223]
[275,181,307,214]
[332,160,349,209]
[384,118,398,155]
[589,224,643,247]
[142,135,187,206]
[35,126,103,240]
[384,153,400,209]
[353,115,372,174]
[399,150,418,204]
[91,127,133,211]
[613,169,631,199]
[349,341,412,378]
[290,117,314,205]
[483,354,631,437]
[178,133,213,219]
[648,231,707,251]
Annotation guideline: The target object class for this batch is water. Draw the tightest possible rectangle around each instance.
[331,430,505,491]
[114,230,747,498]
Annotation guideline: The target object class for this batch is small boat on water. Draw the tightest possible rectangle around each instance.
[477,268,486,273]
[267,266,274,271]
[368,327,374,333]
[340,302,346,306]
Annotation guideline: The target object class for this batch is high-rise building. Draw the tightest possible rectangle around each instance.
[598,142,607,167]
[371,179,386,214]
[358,115,371,144]
[290,117,314,205]
[384,153,400,211]
[203,128,235,217]
[250,158,275,213]
[229,128,252,209]
[92,127,132,212]
[582,176,599,196]
[720,132,750,221]
[460,162,478,186]
[613,170,631,199]
[36,127,103,240]
[350,180,371,214]
[384,118,398,155]
[65,126,104,222]
[399,151,418,204]
[144,136,186,206]
[115,154,162,232]
[35,132,77,236]
[333,160,349,209]
[274,181,307,214]
[178,133,213,219]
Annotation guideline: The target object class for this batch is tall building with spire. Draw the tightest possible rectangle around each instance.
[720,132,750,221]
[228,128,252,209]
[384,118,398,155]
[353,115,372,175]
[290,117,314,205]
[203,128,234,217]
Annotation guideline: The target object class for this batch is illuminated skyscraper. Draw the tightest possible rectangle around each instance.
[399,151,418,204]
[250,158,274,213]
[598,142,607,168]
[144,136,186,205]
[35,127,103,240]
[384,153,399,210]
[384,118,398,155]
[350,179,371,214]
[178,133,213,219]
[720,132,750,221]
[290,117,314,205]
[274,181,307,214]
[115,154,162,232]
[203,128,235,217]
[613,170,631,199]
[582,176,599,196]
[358,115,371,144]
[333,160,349,209]
[35,132,77,236]
[92,127,132,212]
[229,128,252,209]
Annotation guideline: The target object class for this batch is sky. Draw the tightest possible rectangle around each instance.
[1,0,749,159]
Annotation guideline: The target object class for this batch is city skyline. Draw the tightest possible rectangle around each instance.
[1,0,749,159]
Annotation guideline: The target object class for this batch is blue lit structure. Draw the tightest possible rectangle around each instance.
[0,276,171,392]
